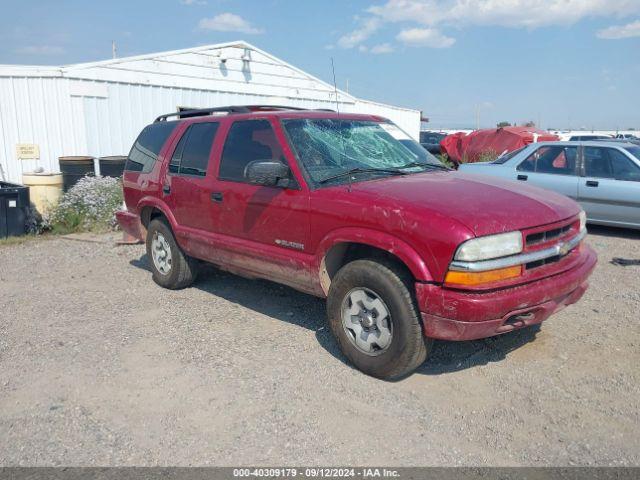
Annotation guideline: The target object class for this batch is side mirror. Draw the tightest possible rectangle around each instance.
[244,160,291,187]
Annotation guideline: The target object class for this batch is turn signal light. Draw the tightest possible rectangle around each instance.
[444,265,522,286]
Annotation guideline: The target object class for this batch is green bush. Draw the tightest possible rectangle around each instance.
[48,176,123,234]
[436,153,455,169]
[460,150,499,164]
[476,150,499,163]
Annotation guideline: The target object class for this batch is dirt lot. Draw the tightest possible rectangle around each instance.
[0,226,639,466]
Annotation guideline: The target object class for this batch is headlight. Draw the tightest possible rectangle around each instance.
[579,210,587,231]
[454,231,523,262]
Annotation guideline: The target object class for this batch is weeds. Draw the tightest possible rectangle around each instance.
[48,176,123,234]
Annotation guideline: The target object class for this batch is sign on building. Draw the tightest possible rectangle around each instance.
[16,144,40,160]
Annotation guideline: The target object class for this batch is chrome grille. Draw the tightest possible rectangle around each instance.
[526,224,572,247]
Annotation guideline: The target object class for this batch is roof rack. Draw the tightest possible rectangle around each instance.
[154,105,335,122]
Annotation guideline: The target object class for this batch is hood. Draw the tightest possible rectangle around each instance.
[350,171,580,237]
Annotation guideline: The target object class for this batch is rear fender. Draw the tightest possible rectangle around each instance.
[136,197,178,232]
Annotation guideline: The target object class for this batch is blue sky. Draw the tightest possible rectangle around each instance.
[1,0,639,130]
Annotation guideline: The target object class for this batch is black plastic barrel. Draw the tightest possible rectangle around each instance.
[98,155,127,178]
[0,181,30,239]
[59,156,95,192]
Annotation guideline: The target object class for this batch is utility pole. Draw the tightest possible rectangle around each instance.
[112,40,117,59]
[475,104,480,130]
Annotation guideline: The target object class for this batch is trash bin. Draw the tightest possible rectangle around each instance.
[0,181,30,239]
[22,172,63,215]
[98,155,127,178]
[59,156,95,192]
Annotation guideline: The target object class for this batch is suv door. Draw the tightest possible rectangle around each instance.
[211,118,312,289]
[515,145,579,199]
[162,121,221,258]
[578,146,640,227]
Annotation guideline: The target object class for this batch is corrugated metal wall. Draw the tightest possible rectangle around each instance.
[0,44,420,183]
[0,76,75,182]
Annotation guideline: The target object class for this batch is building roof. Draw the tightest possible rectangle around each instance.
[0,41,417,113]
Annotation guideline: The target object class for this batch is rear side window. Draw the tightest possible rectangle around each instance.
[517,146,577,175]
[169,122,219,177]
[219,120,284,182]
[126,122,177,173]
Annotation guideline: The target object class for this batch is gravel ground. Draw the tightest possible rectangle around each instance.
[0,226,638,466]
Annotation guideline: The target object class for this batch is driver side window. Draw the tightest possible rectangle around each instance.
[219,120,286,183]
[584,147,640,181]
[609,150,640,181]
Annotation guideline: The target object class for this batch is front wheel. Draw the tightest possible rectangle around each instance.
[327,259,431,380]
[146,218,199,290]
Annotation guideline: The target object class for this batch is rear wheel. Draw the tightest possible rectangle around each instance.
[327,259,431,380]
[146,218,199,289]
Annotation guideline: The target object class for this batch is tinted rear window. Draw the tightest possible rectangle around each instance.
[169,122,219,176]
[126,122,178,173]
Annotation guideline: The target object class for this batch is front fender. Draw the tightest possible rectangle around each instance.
[316,227,434,283]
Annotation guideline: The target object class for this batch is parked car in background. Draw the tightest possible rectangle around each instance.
[569,134,612,141]
[118,106,596,379]
[419,130,446,154]
[460,141,640,230]
[600,138,640,147]
[615,133,638,139]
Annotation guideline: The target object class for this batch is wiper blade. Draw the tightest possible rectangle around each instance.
[400,161,451,171]
[318,167,407,184]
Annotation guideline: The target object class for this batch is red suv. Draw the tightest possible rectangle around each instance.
[117,105,596,379]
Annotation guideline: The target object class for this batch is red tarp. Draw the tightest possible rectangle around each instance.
[440,127,559,165]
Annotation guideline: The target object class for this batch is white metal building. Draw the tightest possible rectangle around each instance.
[0,41,420,184]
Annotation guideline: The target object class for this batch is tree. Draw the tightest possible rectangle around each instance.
[497,121,511,128]
[522,120,536,127]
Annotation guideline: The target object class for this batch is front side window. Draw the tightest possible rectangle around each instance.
[282,119,444,186]
[126,122,177,173]
[623,146,640,161]
[169,122,219,177]
[219,120,285,182]
[609,150,640,181]
[517,146,577,175]
[584,147,640,181]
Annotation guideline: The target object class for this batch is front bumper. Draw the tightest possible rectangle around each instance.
[416,244,597,341]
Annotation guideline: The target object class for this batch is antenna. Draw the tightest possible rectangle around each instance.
[112,40,117,59]
[330,58,351,191]
[330,58,340,114]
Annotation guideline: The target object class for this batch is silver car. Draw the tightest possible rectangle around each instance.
[459,141,640,230]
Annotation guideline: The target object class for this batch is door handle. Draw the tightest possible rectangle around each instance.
[210,192,223,203]
[517,174,528,181]
[162,185,171,195]
[586,180,599,187]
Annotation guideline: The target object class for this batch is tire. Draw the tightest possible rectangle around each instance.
[327,259,431,380]
[146,218,199,290]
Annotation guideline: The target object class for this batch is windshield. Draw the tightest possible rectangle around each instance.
[282,119,445,185]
